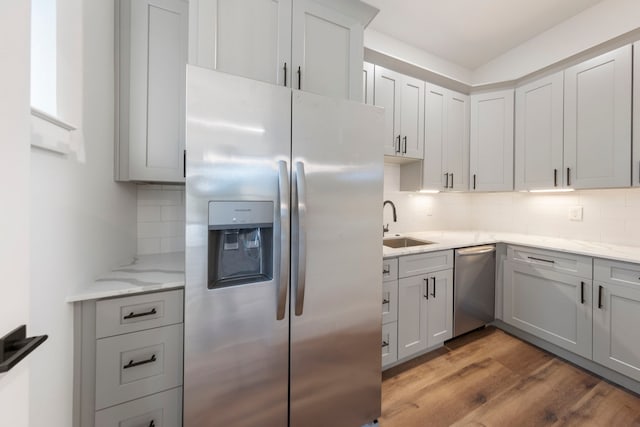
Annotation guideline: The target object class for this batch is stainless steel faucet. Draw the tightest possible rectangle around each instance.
[383,200,397,236]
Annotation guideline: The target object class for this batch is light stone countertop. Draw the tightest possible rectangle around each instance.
[67,252,185,302]
[383,231,640,264]
[67,232,640,303]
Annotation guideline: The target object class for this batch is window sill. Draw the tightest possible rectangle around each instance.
[30,107,77,155]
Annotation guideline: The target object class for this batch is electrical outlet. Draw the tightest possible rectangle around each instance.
[569,206,583,221]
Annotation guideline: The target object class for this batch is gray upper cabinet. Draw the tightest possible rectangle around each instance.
[633,42,640,187]
[374,65,424,159]
[564,45,632,189]
[191,0,375,101]
[423,83,469,191]
[190,0,291,87]
[292,0,364,100]
[514,72,564,191]
[470,89,514,192]
[116,0,188,183]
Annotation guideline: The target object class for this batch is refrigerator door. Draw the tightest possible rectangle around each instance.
[184,66,291,427]
[290,90,384,427]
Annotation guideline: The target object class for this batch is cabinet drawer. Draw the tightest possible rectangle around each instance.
[508,245,592,279]
[95,324,183,410]
[594,258,640,287]
[399,250,453,278]
[95,387,182,427]
[382,322,398,368]
[382,281,398,324]
[383,258,398,282]
[96,289,183,338]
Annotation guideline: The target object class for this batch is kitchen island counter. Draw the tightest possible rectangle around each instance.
[67,251,184,302]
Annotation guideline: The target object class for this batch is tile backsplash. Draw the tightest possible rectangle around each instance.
[134,167,640,255]
[384,162,640,247]
[137,184,185,254]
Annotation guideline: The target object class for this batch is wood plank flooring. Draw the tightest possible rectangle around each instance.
[380,327,640,426]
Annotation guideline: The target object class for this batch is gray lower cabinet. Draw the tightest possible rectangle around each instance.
[504,246,640,386]
[503,260,593,359]
[381,322,398,368]
[74,289,184,427]
[94,387,182,427]
[382,258,398,369]
[593,259,640,382]
[397,250,453,361]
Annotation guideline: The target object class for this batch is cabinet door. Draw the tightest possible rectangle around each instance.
[127,0,188,182]
[399,76,424,159]
[292,0,363,100]
[593,282,640,382]
[503,261,592,359]
[191,0,292,86]
[444,90,470,191]
[470,89,514,191]
[423,83,445,190]
[397,274,428,359]
[564,45,631,189]
[633,42,640,187]
[426,269,453,347]
[374,66,402,156]
[363,61,374,105]
[515,72,564,191]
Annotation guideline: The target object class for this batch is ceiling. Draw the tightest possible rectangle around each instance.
[366,0,604,70]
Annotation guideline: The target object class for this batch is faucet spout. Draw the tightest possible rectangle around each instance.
[383,200,397,222]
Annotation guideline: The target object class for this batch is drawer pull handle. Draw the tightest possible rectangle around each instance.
[527,256,554,264]
[423,278,429,300]
[381,340,389,349]
[383,266,390,275]
[580,281,585,304]
[123,354,156,370]
[382,298,390,305]
[123,308,157,320]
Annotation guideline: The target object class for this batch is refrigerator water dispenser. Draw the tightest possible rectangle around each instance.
[207,201,274,289]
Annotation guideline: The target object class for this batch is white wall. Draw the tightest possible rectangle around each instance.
[366,0,640,87]
[364,29,473,85]
[28,2,137,427]
[470,189,640,246]
[0,1,31,426]
[472,0,640,85]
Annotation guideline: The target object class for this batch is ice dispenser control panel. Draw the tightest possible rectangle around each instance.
[208,201,274,289]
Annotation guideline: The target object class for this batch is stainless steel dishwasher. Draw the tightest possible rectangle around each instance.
[453,245,496,337]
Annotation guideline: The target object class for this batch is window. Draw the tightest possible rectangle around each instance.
[31,0,57,116]
[30,0,78,154]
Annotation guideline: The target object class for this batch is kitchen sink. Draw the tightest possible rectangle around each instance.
[383,237,435,248]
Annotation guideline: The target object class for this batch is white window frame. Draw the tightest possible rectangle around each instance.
[30,0,78,154]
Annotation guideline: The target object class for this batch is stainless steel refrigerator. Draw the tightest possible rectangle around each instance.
[184,65,384,427]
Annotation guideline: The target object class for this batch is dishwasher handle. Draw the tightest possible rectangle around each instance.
[456,245,496,256]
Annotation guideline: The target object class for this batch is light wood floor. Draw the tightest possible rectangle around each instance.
[380,327,640,427]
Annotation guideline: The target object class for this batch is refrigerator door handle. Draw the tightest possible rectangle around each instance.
[294,161,308,316]
[276,160,290,320]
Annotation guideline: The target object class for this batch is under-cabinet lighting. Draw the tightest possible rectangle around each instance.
[419,190,440,194]
[528,189,575,193]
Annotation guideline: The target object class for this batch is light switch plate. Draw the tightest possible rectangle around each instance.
[569,206,583,221]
